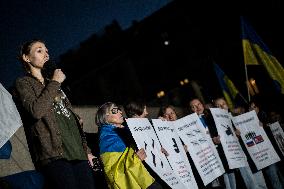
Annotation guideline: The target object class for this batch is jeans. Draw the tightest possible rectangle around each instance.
[239,166,268,189]
[223,172,236,189]
[3,170,44,189]
[41,159,96,189]
[263,163,284,189]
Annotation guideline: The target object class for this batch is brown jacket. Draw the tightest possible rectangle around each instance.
[15,76,90,166]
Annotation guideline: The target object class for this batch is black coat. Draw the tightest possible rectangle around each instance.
[202,109,234,173]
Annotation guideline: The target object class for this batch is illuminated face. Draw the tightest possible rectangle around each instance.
[24,42,49,69]
[164,107,177,121]
[190,99,204,115]
[106,105,124,126]
[249,102,259,114]
[140,106,149,118]
[132,105,148,118]
[215,99,229,110]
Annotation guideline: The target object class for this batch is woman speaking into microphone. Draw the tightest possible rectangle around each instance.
[15,39,97,189]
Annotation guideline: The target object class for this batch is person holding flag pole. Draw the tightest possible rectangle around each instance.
[241,16,284,100]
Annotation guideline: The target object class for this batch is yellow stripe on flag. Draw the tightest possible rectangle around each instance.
[101,147,155,189]
[242,40,260,65]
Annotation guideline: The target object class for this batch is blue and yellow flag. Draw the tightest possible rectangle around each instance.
[214,63,240,110]
[241,17,284,94]
[99,124,155,189]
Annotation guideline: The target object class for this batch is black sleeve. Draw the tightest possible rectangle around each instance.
[264,126,284,159]
[116,124,137,150]
[204,110,219,137]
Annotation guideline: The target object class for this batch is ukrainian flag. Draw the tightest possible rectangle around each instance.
[214,63,240,110]
[241,17,284,94]
[99,124,155,189]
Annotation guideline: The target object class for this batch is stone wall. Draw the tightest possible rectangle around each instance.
[0,127,35,177]
[73,106,186,133]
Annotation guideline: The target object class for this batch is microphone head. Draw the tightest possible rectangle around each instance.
[42,60,57,79]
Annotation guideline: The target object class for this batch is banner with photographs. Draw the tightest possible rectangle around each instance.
[232,111,280,170]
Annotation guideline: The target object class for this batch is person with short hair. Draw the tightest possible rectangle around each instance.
[214,97,268,189]
[157,105,178,121]
[190,98,235,189]
[248,100,284,189]
[96,102,162,189]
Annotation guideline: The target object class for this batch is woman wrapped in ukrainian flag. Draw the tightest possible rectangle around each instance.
[95,102,163,189]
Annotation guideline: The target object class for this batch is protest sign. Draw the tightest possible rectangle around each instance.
[232,111,280,170]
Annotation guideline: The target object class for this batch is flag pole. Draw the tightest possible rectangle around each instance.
[244,62,251,102]
[240,16,251,102]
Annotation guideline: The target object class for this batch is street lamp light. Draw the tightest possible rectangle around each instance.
[157,90,165,98]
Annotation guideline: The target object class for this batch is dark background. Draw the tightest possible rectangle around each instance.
[1,0,283,111]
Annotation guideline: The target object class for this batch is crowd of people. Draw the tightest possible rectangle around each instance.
[1,39,284,189]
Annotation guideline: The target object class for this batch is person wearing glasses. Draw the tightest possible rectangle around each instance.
[15,39,96,189]
[96,102,162,189]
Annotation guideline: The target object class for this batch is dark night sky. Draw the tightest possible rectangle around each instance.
[0,0,171,88]
[0,0,283,106]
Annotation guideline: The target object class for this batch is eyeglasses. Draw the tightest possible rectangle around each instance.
[110,107,121,114]
[164,112,175,117]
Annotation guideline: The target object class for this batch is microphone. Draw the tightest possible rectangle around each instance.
[43,61,72,96]
[42,60,57,80]
[42,60,72,98]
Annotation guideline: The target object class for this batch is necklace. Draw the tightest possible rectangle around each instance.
[38,78,45,85]
[29,73,45,86]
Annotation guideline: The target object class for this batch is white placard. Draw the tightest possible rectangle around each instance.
[0,84,22,148]
[126,118,185,189]
[210,108,248,169]
[152,119,198,189]
[232,110,280,170]
[174,113,225,186]
[269,121,284,156]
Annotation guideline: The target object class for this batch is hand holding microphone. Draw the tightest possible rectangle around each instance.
[52,69,66,83]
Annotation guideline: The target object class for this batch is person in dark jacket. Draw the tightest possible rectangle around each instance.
[15,39,96,189]
[249,100,284,189]
[96,102,162,189]
[190,98,233,189]
[214,97,268,189]
[124,100,166,188]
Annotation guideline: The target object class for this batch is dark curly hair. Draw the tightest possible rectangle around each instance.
[124,100,145,118]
